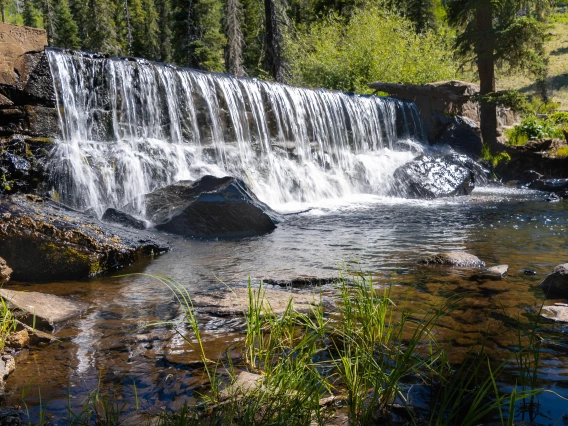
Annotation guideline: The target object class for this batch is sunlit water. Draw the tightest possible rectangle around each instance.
[5,187,568,423]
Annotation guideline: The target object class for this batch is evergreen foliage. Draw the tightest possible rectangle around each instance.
[23,0,38,27]
[225,0,245,75]
[53,0,79,48]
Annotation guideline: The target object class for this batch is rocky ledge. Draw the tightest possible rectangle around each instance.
[0,194,168,281]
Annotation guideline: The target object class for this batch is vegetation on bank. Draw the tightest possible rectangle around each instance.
[34,274,551,426]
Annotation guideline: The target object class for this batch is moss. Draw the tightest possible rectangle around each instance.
[39,242,101,277]
[26,137,55,144]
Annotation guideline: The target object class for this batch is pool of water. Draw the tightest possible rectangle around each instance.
[5,186,568,423]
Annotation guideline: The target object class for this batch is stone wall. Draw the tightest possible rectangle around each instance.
[0,24,58,195]
[369,80,520,156]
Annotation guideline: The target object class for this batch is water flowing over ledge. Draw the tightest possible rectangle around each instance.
[46,48,426,217]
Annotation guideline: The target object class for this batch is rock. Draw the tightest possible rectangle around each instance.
[219,372,263,401]
[546,192,561,202]
[528,178,568,192]
[141,175,278,239]
[392,154,481,198]
[539,264,568,298]
[5,330,29,349]
[523,269,537,276]
[261,277,336,287]
[0,407,23,425]
[419,252,486,268]
[0,23,47,86]
[472,265,508,280]
[0,355,16,397]
[521,170,544,182]
[540,303,568,322]
[0,289,87,330]
[0,258,11,284]
[102,208,147,230]
[367,80,519,144]
[192,287,332,317]
[0,194,168,281]
[430,114,483,157]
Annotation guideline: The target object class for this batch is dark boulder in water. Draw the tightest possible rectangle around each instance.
[528,178,568,192]
[102,208,147,230]
[0,194,168,281]
[141,175,278,239]
[540,264,568,298]
[392,154,487,198]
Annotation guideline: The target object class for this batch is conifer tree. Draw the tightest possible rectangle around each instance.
[68,0,89,47]
[172,0,226,71]
[403,0,436,32]
[264,0,285,82]
[84,0,121,55]
[155,0,172,62]
[225,0,244,75]
[23,0,36,26]
[53,0,80,48]
[446,0,549,151]
[0,0,6,22]
[241,0,264,76]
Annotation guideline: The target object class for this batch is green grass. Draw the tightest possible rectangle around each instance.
[556,145,568,156]
[494,17,568,110]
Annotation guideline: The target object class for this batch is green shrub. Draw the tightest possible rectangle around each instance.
[506,116,564,145]
[548,111,568,125]
[556,146,568,157]
[285,9,458,93]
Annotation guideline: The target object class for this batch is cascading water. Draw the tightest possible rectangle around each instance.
[46,48,426,217]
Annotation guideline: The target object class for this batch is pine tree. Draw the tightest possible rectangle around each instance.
[23,0,36,26]
[172,0,226,71]
[53,0,80,48]
[84,0,121,55]
[402,0,436,32]
[225,0,244,75]
[41,0,56,44]
[69,0,89,47]
[264,0,285,82]
[241,0,264,76]
[0,0,6,22]
[446,0,549,151]
[155,0,172,62]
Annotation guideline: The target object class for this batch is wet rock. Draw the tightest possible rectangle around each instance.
[141,175,278,239]
[521,170,544,182]
[0,194,168,281]
[0,289,87,330]
[431,114,483,157]
[102,208,146,230]
[0,258,11,284]
[0,355,16,397]
[392,154,483,198]
[472,265,508,280]
[539,264,568,298]
[192,287,333,317]
[524,268,537,276]
[0,407,23,425]
[261,277,336,287]
[546,192,561,202]
[5,330,30,349]
[529,178,568,192]
[419,252,486,268]
[540,303,568,322]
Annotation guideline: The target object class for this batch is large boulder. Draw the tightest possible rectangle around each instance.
[429,114,483,157]
[392,154,487,198]
[540,264,568,298]
[419,252,486,268]
[141,175,278,239]
[0,194,168,281]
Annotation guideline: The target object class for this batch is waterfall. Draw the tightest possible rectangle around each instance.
[46,48,426,217]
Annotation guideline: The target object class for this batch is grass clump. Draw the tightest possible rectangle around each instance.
[555,146,568,157]
[0,297,17,351]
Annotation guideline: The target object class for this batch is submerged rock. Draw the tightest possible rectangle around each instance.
[540,303,568,322]
[0,194,168,281]
[0,257,12,283]
[192,287,332,317]
[539,264,568,298]
[141,175,278,239]
[472,265,508,280]
[392,154,486,199]
[0,289,87,330]
[419,252,486,268]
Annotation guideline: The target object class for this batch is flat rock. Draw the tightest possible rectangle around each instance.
[0,194,168,281]
[102,208,146,230]
[419,252,485,268]
[0,289,87,330]
[472,265,508,280]
[529,178,568,192]
[539,263,568,298]
[192,287,331,317]
[540,303,568,322]
[219,372,263,400]
[0,257,12,283]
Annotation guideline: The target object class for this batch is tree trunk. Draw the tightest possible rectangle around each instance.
[475,0,498,152]
[226,0,244,76]
[264,0,285,82]
[123,0,133,55]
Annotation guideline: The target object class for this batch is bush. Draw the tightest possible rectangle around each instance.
[285,9,458,93]
[506,116,565,145]
[556,146,568,157]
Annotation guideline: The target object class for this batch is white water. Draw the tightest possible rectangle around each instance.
[46,49,426,217]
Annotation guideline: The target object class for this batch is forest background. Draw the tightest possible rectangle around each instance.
[0,0,566,109]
